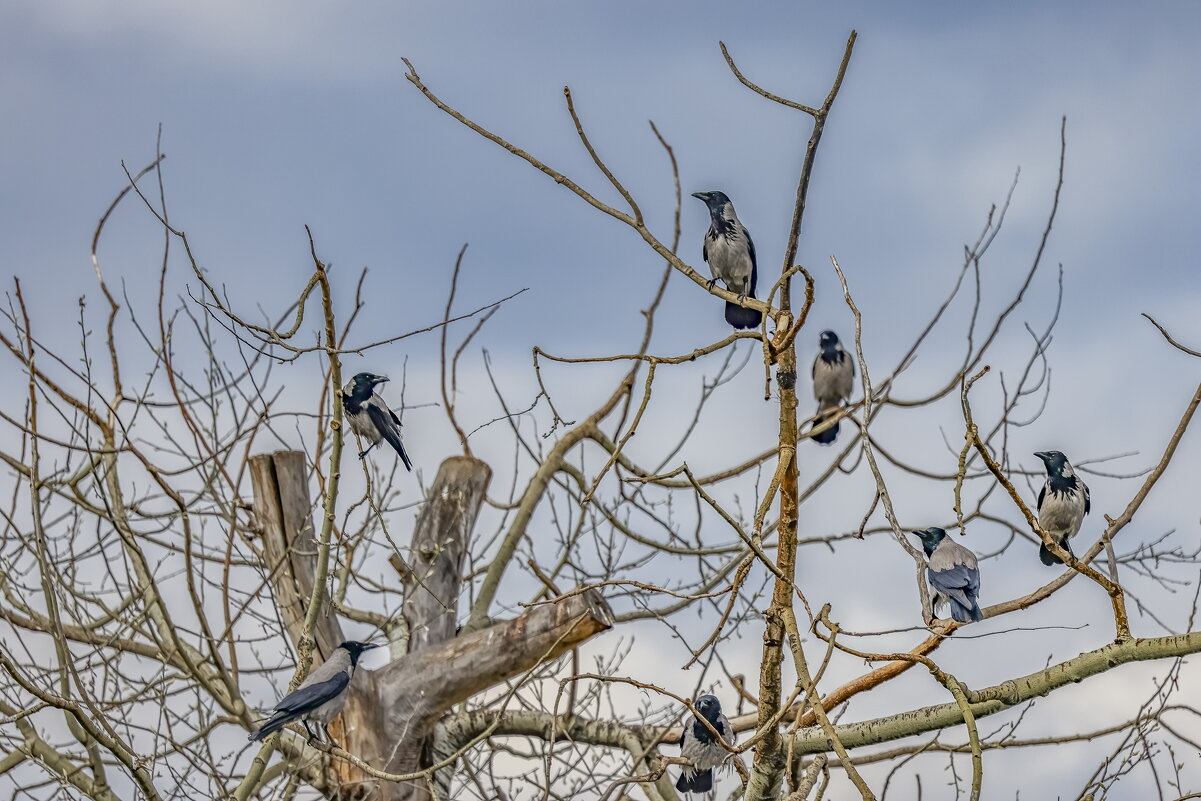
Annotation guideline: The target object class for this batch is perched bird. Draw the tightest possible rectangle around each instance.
[1034,450,1090,565]
[911,527,983,624]
[811,330,854,444]
[342,372,413,470]
[249,641,381,742]
[677,694,735,795]
[692,191,762,330]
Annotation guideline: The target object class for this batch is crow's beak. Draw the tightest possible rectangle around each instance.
[1033,451,1049,462]
[691,191,709,201]
[363,643,382,651]
[909,530,923,538]
[375,376,390,385]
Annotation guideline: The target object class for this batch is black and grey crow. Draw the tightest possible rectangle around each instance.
[911,527,983,624]
[692,191,762,330]
[677,694,735,795]
[249,641,380,742]
[342,372,413,470]
[1034,450,1090,565]
[811,330,854,445]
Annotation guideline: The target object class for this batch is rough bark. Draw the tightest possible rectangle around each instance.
[402,456,491,652]
[250,450,345,659]
[379,590,613,800]
[388,455,491,801]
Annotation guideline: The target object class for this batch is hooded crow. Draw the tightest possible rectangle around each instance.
[342,372,413,470]
[811,330,854,444]
[911,527,983,624]
[692,191,762,330]
[1034,450,1090,565]
[677,694,735,794]
[249,641,380,742]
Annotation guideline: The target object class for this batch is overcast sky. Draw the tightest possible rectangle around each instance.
[4,3,1201,799]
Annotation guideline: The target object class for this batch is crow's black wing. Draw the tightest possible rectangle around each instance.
[744,225,758,297]
[367,403,413,471]
[1083,483,1091,515]
[274,672,349,715]
[1037,483,1046,512]
[929,563,979,609]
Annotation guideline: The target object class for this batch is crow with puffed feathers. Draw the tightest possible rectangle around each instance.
[676,694,735,794]
[249,641,380,742]
[342,372,413,470]
[1034,450,1090,565]
[692,191,762,330]
[811,330,854,444]
[911,527,983,624]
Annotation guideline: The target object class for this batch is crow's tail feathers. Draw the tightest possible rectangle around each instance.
[811,407,840,445]
[380,425,413,472]
[395,440,414,472]
[949,597,984,623]
[725,301,762,330]
[248,712,291,742]
[676,768,715,794]
[1039,538,1072,566]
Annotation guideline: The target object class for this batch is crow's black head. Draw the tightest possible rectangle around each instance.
[819,330,840,349]
[694,694,723,724]
[687,695,725,745]
[691,190,733,212]
[338,640,381,666]
[910,527,947,556]
[345,372,388,401]
[1034,451,1071,477]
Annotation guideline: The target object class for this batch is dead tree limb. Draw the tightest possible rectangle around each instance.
[402,456,491,652]
[250,450,345,659]
[251,451,613,800]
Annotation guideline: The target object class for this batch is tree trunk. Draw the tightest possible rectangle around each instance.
[387,455,491,800]
[249,450,345,659]
[251,451,613,801]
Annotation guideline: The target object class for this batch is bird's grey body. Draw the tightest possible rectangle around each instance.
[249,641,380,742]
[811,330,854,444]
[692,191,761,329]
[703,222,755,295]
[677,695,734,794]
[342,373,413,471]
[1034,451,1089,565]
[1039,491,1088,537]
[297,649,354,726]
[912,528,983,624]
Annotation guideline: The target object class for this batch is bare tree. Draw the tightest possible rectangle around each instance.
[2,31,1200,801]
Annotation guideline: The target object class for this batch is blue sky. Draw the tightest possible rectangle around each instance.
[6,2,1199,352]
[3,2,1201,798]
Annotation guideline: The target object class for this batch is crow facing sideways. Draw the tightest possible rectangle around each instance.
[692,191,762,330]
[342,372,413,471]
[1034,450,1090,565]
[911,527,983,624]
[249,641,380,742]
[677,694,735,795]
